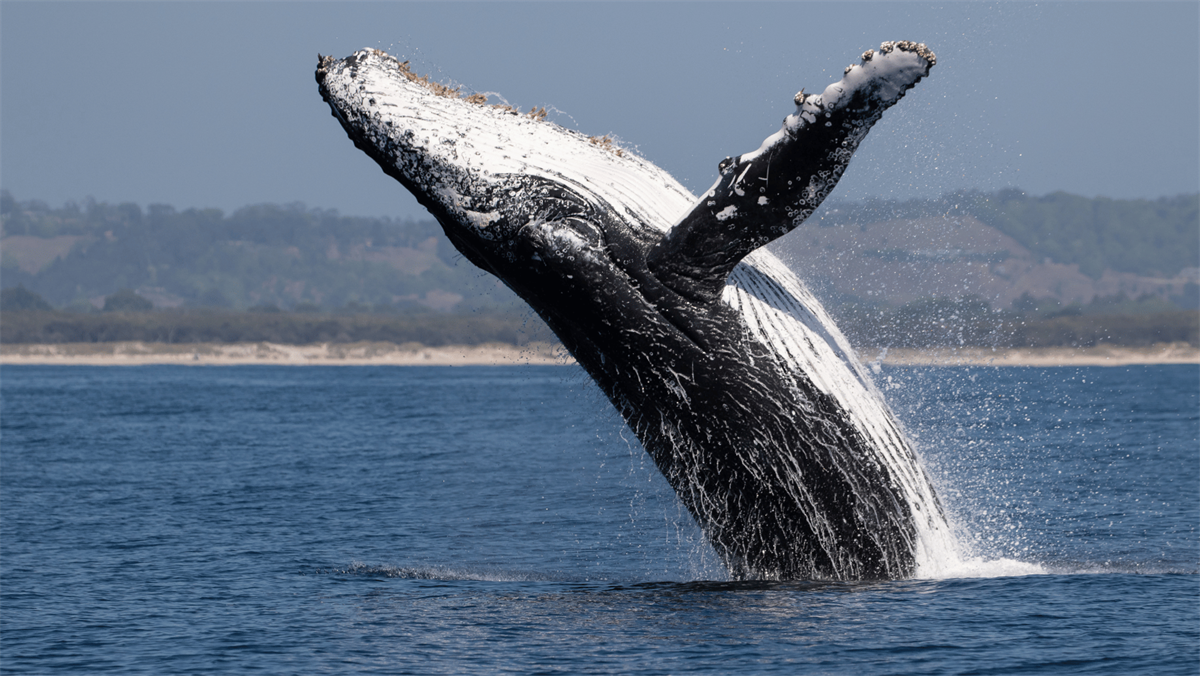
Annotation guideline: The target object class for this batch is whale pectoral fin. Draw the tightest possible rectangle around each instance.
[647,41,935,304]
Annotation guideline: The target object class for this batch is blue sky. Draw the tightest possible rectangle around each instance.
[2,1,1197,220]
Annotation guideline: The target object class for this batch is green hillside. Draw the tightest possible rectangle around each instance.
[4,190,1196,348]
[3,189,1197,315]
[0,305,554,347]
[816,189,1199,279]
[0,191,520,312]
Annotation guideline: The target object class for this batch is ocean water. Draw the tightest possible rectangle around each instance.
[1,363,1196,674]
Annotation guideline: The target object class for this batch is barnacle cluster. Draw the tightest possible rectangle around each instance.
[359,50,555,119]
[878,40,936,66]
[845,40,936,75]
[588,134,625,158]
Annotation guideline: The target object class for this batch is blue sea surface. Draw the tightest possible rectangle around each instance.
[2,364,1197,674]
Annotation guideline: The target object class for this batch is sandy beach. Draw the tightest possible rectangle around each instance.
[862,343,1199,367]
[0,341,572,366]
[1,341,1197,367]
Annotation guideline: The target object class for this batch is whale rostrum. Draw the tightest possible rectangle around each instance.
[316,42,954,580]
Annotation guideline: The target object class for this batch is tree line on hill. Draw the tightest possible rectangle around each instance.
[3,286,1194,348]
[1,191,522,312]
[0,286,554,345]
[815,188,1198,279]
[3,189,1198,313]
[827,293,1196,348]
[2,189,1197,348]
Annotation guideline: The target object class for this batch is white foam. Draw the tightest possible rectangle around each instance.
[916,555,1048,580]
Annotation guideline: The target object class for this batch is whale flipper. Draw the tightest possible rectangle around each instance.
[648,43,936,303]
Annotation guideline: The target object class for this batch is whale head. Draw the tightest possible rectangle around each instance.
[316,50,697,298]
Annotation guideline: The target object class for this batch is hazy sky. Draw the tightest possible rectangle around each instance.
[2,2,1197,220]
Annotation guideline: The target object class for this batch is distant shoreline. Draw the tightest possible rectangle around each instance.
[0,341,570,366]
[862,343,1199,367]
[1,341,1196,367]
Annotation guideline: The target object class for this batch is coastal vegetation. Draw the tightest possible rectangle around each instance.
[2,189,1196,348]
[814,189,1199,280]
[0,305,551,346]
[3,286,1193,349]
[829,294,1197,348]
[0,191,522,312]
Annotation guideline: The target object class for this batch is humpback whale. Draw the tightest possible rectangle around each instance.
[316,42,953,580]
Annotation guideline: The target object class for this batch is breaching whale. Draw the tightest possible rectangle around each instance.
[316,42,952,580]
